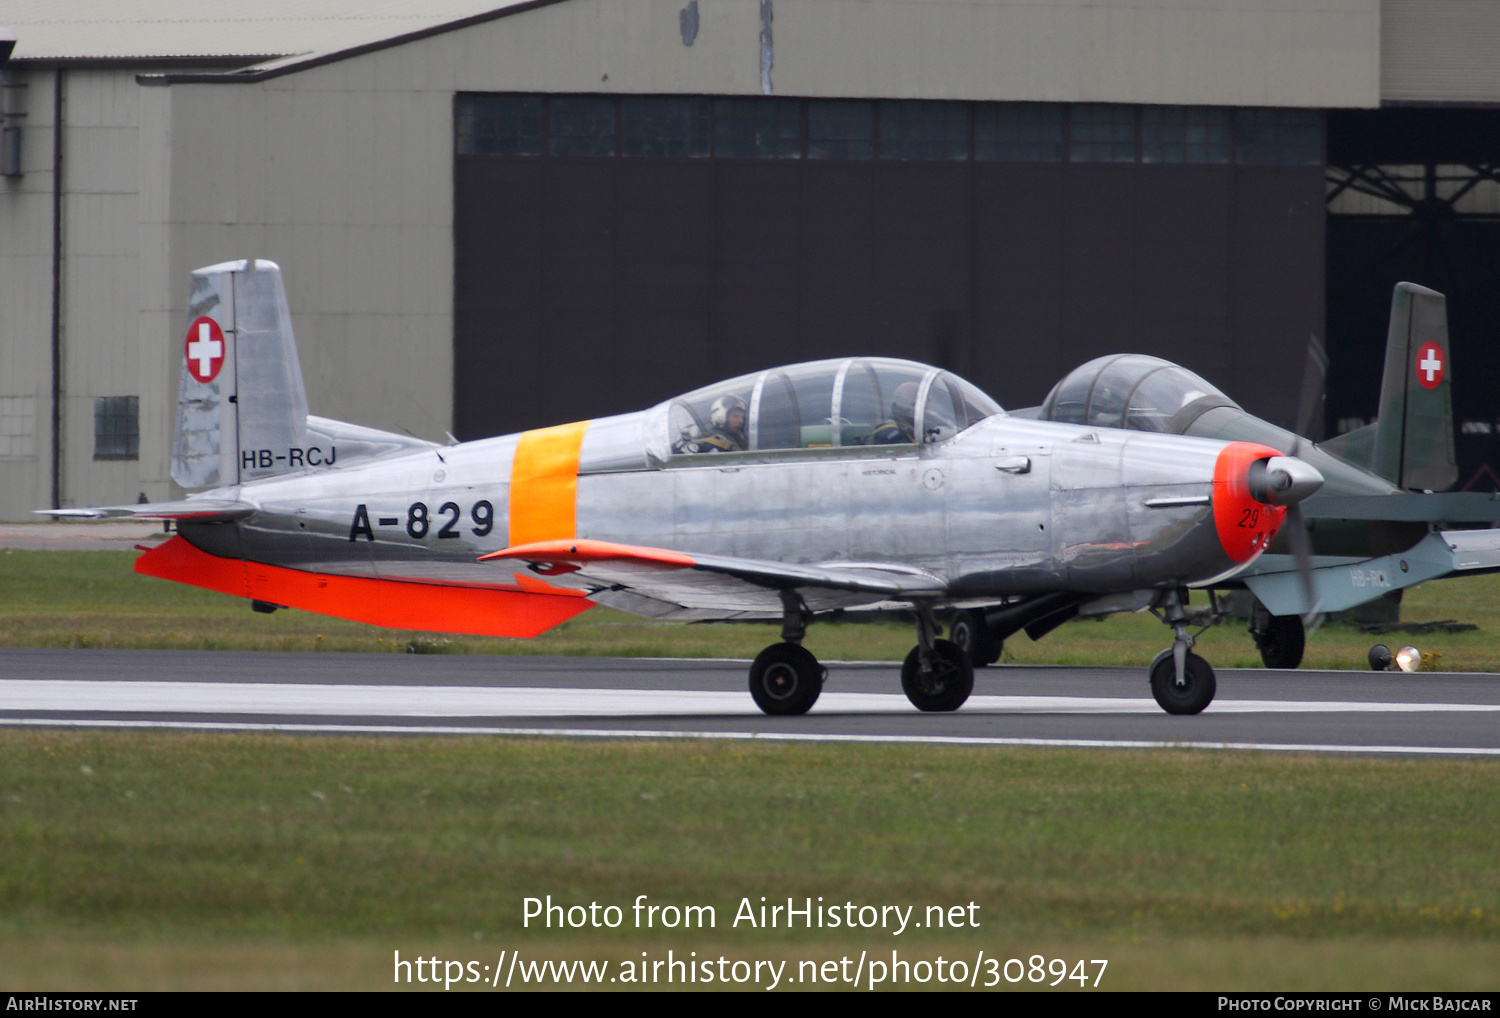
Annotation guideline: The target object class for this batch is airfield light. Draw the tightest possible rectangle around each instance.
[1368,644,1393,671]
[1394,646,1422,673]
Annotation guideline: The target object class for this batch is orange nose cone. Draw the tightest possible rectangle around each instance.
[1213,442,1287,563]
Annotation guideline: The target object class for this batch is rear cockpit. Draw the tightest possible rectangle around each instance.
[1040,354,1239,434]
[658,357,1003,459]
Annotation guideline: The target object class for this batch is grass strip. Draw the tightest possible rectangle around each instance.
[0,730,1496,989]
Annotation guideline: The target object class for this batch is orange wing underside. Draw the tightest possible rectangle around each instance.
[135,536,592,639]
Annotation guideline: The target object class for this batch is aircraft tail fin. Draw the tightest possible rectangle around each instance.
[172,259,309,489]
[1321,282,1457,491]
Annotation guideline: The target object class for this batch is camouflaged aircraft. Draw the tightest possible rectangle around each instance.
[56,259,1497,719]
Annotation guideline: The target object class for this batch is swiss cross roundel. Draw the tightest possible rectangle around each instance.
[1415,341,1446,390]
[184,317,226,383]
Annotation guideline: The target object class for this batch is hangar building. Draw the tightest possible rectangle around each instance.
[1,0,1498,520]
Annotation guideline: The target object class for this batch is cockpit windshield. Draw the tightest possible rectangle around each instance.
[1040,354,1238,433]
[663,358,1002,457]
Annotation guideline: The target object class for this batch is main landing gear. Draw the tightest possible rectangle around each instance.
[902,605,974,712]
[748,591,826,715]
[747,595,975,716]
[1149,588,1217,715]
[1249,598,1306,669]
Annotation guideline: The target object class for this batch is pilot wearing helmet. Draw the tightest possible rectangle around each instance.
[674,394,749,453]
[866,382,920,444]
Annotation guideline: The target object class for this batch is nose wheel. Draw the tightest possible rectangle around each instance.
[1148,588,1218,715]
[1148,649,1216,715]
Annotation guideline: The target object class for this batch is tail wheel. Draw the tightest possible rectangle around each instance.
[949,609,1002,667]
[1148,650,1217,715]
[1253,614,1305,669]
[901,639,975,712]
[748,643,824,716]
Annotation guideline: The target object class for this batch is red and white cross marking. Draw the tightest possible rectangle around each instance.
[1415,341,1445,390]
[185,317,226,383]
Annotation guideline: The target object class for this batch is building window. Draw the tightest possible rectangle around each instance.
[549,96,616,157]
[713,97,802,158]
[1234,109,1323,165]
[456,94,1323,168]
[807,100,873,160]
[1070,104,1137,163]
[878,100,968,161]
[94,396,138,460]
[622,96,712,158]
[455,94,543,156]
[1143,106,1230,164]
[975,103,1064,162]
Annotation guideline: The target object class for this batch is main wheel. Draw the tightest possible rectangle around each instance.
[1148,650,1217,715]
[950,609,1002,667]
[1254,614,1305,669]
[900,639,975,712]
[748,643,824,715]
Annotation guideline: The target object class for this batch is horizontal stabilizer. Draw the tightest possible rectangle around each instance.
[1302,492,1500,523]
[1238,530,1498,616]
[39,500,255,523]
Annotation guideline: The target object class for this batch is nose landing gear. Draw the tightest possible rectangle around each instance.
[1149,588,1217,714]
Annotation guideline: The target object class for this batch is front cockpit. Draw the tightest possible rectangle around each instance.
[658,357,1003,459]
[1039,354,1239,434]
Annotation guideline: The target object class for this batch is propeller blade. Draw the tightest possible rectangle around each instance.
[1284,503,1323,630]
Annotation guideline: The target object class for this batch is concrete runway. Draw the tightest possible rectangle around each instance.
[2,648,1497,756]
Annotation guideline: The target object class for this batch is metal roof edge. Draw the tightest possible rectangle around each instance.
[14,55,275,71]
[135,0,570,87]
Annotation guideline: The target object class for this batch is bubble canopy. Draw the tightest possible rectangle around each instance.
[1040,354,1239,433]
[660,358,1003,456]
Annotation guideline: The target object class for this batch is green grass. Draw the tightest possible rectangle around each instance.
[0,731,1496,989]
[2,548,1498,670]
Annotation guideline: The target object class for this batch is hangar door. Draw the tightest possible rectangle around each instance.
[454,95,1325,439]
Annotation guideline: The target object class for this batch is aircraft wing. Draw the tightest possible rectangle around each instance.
[38,499,256,522]
[1234,529,1500,616]
[479,539,948,619]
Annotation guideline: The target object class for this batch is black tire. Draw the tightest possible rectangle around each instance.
[900,639,975,712]
[1148,650,1217,715]
[748,643,823,716]
[1254,614,1305,669]
[949,609,1002,667]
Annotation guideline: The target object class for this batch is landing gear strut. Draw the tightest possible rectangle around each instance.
[1148,588,1217,715]
[902,605,974,712]
[748,590,825,715]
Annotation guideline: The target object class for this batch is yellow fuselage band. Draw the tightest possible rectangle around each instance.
[508,420,589,547]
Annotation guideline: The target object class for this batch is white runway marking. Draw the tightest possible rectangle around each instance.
[3,680,1499,718]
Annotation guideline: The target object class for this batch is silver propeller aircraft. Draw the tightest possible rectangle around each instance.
[50,261,1496,716]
